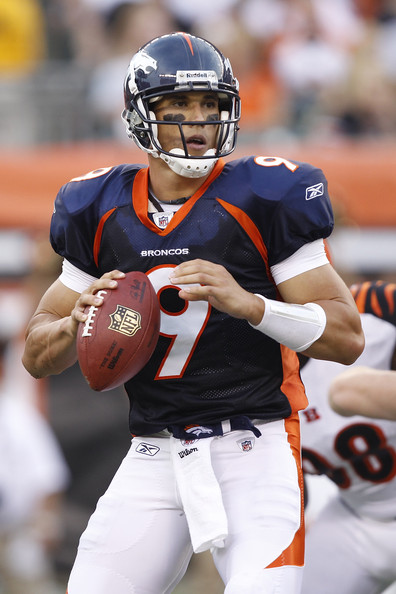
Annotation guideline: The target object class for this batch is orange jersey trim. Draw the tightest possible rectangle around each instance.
[280,345,308,414]
[266,413,305,569]
[216,198,271,279]
[93,207,117,267]
[132,160,226,235]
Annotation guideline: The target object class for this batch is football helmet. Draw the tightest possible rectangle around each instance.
[122,32,240,178]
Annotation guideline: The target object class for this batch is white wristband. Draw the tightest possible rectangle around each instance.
[250,294,327,352]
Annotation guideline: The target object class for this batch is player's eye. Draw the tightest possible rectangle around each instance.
[171,99,187,108]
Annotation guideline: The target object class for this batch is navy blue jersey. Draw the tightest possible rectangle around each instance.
[51,155,334,436]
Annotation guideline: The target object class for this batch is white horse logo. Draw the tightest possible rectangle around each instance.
[185,426,214,437]
[127,50,158,95]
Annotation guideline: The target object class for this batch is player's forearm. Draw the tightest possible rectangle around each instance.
[250,295,363,365]
[22,315,78,379]
[302,299,364,365]
[329,367,396,420]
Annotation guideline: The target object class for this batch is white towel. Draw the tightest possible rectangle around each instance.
[170,436,228,553]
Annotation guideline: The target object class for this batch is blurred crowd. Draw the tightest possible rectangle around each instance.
[1,0,396,146]
[0,240,68,594]
[0,234,132,594]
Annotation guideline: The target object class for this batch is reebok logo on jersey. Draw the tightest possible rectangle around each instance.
[305,182,324,200]
[135,442,160,456]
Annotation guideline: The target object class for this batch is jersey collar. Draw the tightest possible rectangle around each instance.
[133,159,225,235]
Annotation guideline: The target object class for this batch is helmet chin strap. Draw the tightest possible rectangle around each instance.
[159,148,217,179]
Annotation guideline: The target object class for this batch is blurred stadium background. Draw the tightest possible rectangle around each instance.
[0,1,395,592]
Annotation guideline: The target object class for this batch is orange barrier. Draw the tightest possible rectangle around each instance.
[1,140,395,230]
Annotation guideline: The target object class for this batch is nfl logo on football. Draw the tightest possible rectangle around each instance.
[109,305,142,336]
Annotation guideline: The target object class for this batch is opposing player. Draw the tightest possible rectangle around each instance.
[22,33,363,594]
[300,280,396,594]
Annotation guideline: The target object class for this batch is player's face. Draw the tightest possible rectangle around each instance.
[153,91,220,156]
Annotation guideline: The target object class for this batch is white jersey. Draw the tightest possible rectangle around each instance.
[300,313,396,522]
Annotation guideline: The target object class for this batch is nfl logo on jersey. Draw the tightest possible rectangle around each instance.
[238,438,254,452]
[153,212,174,229]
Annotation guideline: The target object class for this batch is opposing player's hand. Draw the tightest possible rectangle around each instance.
[71,270,126,327]
[169,259,264,324]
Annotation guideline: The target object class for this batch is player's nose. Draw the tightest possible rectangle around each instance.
[188,102,206,123]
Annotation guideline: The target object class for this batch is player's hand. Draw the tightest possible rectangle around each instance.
[23,270,126,379]
[169,259,264,324]
[71,270,126,327]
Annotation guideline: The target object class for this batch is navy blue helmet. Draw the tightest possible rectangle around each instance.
[122,32,240,178]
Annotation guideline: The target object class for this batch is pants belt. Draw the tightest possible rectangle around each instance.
[167,416,262,440]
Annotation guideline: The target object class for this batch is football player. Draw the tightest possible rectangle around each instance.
[22,33,364,594]
[300,281,396,594]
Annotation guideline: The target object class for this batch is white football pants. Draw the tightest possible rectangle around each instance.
[67,416,304,593]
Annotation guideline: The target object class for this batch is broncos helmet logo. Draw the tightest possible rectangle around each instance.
[185,425,214,436]
[126,50,158,97]
[131,49,157,78]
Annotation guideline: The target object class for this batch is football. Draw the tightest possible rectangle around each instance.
[77,271,160,391]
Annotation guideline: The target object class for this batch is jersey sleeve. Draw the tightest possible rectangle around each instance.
[247,158,334,267]
[50,182,100,276]
[351,281,396,326]
[50,165,137,276]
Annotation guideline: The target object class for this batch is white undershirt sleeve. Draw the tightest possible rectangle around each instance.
[270,239,329,285]
[58,259,99,293]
